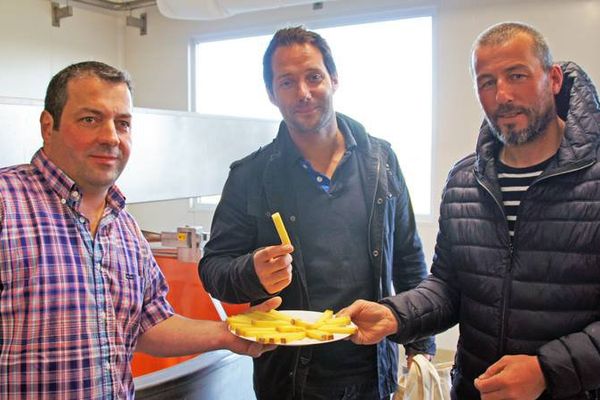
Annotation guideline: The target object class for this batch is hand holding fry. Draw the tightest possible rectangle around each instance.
[337,300,398,345]
[253,244,294,294]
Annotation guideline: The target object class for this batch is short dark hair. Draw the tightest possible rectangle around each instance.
[44,61,133,129]
[262,26,337,95]
[471,21,553,73]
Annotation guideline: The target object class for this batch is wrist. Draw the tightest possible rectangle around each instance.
[380,303,399,336]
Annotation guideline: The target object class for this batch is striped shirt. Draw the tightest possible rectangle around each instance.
[0,150,174,399]
[497,157,552,239]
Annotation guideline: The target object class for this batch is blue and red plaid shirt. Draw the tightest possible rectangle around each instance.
[0,150,174,399]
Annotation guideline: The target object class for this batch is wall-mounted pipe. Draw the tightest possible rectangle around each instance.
[69,0,156,12]
[156,0,335,20]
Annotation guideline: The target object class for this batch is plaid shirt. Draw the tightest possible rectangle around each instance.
[0,150,174,399]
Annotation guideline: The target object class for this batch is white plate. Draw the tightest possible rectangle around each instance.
[229,310,355,346]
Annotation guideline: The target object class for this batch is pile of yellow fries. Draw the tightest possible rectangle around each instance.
[227,309,357,344]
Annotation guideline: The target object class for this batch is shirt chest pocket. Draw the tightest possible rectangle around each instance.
[247,194,282,245]
[104,268,145,342]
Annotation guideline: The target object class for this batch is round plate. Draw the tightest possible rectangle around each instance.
[230,310,355,346]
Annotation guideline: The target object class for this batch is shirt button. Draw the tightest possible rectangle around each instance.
[105,361,111,370]
[316,176,323,183]
[372,250,380,257]
[290,216,296,222]
[60,198,67,204]
[79,217,85,223]
[70,191,80,199]
[376,198,384,205]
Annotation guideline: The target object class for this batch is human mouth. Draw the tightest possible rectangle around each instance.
[90,154,120,165]
[295,106,318,115]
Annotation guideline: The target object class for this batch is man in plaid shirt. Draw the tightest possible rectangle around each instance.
[0,61,277,399]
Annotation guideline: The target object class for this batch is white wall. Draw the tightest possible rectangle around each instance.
[0,0,125,100]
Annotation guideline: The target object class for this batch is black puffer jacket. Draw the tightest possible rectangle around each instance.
[382,62,600,399]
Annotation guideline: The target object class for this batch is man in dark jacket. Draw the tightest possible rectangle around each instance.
[340,22,600,400]
[199,26,434,399]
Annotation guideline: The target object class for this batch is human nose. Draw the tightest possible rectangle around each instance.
[297,81,312,102]
[495,79,513,104]
[98,121,120,145]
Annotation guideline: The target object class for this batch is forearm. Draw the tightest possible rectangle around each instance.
[382,276,458,344]
[135,315,235,357]
[200,251,267,303]
[537,320,600,398]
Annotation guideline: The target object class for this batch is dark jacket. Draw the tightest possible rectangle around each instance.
[382,62,600,399]
[200,113,434,399]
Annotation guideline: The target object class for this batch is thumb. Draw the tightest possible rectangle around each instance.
[251,296,282,312]
[478,359,505,380]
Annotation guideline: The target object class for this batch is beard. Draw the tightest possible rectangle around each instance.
[486,98,555,146]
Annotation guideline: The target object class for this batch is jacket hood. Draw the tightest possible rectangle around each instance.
[474,61,600,176]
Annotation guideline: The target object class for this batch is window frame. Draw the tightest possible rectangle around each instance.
[189,8,437,219]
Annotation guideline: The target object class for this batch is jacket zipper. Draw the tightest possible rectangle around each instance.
[475,174,512,356]
[475,159,595,355]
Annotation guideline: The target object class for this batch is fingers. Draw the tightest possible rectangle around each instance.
[250,296,283,312]
[337,299,365,318]
[254,245,294,294]
[479,357,506,379]
[474,355,546,400]
[254,244,294,263]
[245,341,277,358]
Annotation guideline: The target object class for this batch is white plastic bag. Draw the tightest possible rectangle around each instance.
[394,354,451,400]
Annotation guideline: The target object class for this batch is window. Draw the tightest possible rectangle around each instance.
[194,16,432,215]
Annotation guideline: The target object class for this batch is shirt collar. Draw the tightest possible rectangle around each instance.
[31,149,126,213]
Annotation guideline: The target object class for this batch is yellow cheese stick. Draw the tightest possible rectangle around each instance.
[306,329,334,341]
[322,316,351,326]
[276,325,305,333]
[319,325,357,334]
[311,309,334,328]
[267,309,295,322]
[236,326,278,337]
[257,331,306,344]
[251,319,290,327]
[271,212,291,245]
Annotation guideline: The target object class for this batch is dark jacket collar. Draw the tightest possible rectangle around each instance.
[272,112,369,165]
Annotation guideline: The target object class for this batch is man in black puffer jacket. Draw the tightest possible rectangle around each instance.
[340,22,600,399]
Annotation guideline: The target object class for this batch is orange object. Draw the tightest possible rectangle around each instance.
[131,256,250,377]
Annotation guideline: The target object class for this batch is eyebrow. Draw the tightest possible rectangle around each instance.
[476,64,530,81]
[77,107,132,119]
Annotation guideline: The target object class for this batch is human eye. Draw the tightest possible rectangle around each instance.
[79,116,97,125]
[308,72,324,83]
[478,78,495,91]
[509,73,527,81]
[278,78,294,89]
[116,119,131,133]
